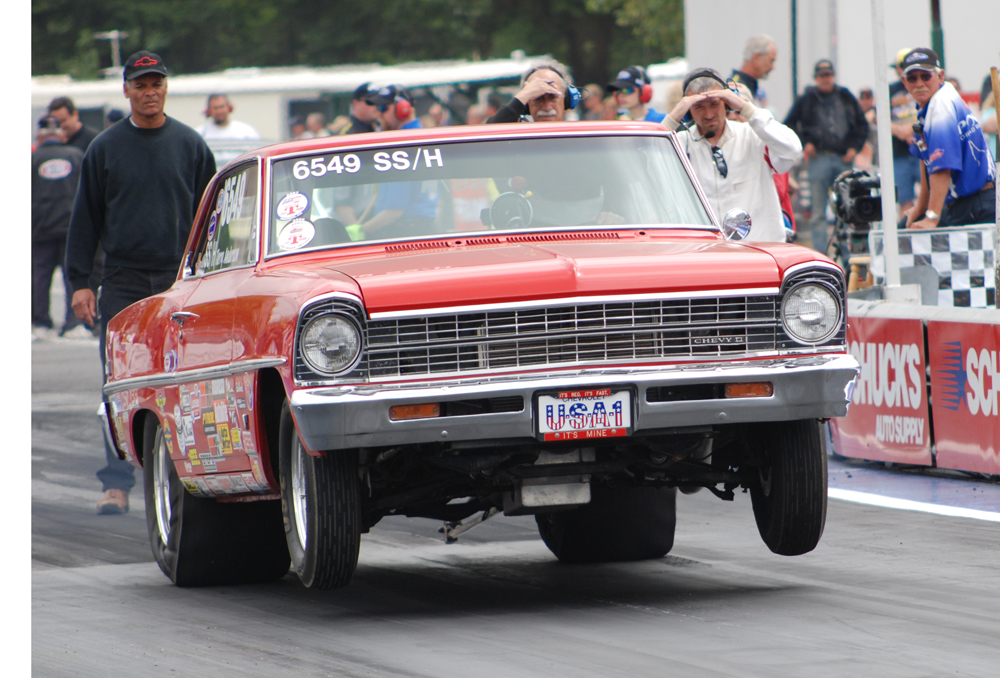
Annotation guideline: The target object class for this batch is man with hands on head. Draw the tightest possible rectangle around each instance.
[899,48,996,229]
[487,62,578,123]
[663,68,801,242]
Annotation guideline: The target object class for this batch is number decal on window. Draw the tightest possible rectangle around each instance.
[294,154,363,180]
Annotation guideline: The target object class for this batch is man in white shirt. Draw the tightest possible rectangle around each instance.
[664,68,802,242]
[196,93,259,140]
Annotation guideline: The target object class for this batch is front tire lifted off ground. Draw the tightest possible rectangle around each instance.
[745,419,828,556]
[278,401,361,589]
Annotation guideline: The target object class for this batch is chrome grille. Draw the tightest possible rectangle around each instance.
[366,296,779,378]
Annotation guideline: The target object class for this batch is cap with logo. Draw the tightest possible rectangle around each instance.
[353,82,379,101]
[890,47,912,69]
[814,59,835,76]
[901,48,941,74]
[123,51,168,81]
[365,84,413,107]
[608,66,651,91]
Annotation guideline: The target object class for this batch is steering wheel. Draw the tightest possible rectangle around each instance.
[489,191,533,230]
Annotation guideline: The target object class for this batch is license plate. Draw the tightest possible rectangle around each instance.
[537,388,632,441]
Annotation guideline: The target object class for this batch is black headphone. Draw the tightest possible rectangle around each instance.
[520,64,581,110]
[681,68,728,96]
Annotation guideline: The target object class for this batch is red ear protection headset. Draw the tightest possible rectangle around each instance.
[635,66,653,103]
[393,96,412,120]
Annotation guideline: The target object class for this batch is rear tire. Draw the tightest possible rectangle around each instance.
[536,484,677,563]
[746,419,828,556]
[279,402,361,589]
[142,415,290,586]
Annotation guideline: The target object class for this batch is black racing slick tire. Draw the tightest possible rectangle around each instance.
[142,415,290,587]
[746,419,828,556]
[278,402,361,590]
[536,484,677,563]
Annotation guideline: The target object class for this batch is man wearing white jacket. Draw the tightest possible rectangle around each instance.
[663,68,802,242]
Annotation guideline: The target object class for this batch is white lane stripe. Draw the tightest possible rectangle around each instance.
[829,488,1000,523]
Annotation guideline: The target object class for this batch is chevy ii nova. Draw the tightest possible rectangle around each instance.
[102,122,859,589]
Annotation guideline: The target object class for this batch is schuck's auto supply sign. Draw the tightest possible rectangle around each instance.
[830,316,932,465]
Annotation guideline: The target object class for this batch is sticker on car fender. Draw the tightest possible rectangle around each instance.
[277,219,315,250]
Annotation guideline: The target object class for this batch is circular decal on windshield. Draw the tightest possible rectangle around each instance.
[276,192,309,221]
[277,219,315,250]
[38,159,73,180]
[207,213,217,241]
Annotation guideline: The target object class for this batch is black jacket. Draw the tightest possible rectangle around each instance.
[66,116,216,292]
[32,141,84,242]
[784,85,869,155]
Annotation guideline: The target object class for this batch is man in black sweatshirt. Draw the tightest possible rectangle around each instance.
[66,51,216,514]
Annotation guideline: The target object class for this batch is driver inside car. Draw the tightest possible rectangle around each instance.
[486,172,625,229]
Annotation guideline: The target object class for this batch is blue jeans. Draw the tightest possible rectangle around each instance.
[894,154,921,205]
[96,267,178,492]
[808,152,853,255]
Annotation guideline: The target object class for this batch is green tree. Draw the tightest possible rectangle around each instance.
[32,0,684,86]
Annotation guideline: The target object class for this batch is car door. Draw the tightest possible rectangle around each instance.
[169,160,272,496]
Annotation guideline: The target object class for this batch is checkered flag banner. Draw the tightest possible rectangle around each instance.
[869,224,996,307]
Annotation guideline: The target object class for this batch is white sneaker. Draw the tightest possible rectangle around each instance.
[60,325,97,341]
[32,326,57,342]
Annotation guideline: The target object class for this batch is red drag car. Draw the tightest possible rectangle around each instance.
[102,122,859,589]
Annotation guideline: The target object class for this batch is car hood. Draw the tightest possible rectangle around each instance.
[322,237,786,315]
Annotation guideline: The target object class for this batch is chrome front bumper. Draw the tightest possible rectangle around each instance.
[289,355,860,452]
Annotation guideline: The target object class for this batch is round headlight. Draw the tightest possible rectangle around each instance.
[781,283,841,344]
[300,314,362,374]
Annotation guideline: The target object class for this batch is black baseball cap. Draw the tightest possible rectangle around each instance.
[901,48,941,74]
[608,66,650,91]
[365,84,412,106]
[353,82,378,101]
[123,51,168,81]
[814,59,835,76]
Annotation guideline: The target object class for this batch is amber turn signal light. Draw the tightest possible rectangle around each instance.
[724,382,774,398]
[389,403,441,421]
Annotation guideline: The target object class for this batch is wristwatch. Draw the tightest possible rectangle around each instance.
[924,210,940,221]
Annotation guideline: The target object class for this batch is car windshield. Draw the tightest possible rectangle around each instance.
[267,135,713,255]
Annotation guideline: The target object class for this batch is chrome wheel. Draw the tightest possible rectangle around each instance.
[291,435,309,550]
[153,429,172,546]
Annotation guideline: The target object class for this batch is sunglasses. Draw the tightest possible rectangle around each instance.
[616,86,637,96]
[711,146,728,178]
[905,71,934,83]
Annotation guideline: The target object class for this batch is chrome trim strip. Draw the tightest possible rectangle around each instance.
[104,358,286,396]
[369,288,781,319]
[783,260,844,280]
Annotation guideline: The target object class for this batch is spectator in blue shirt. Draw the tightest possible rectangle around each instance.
[608,66,666,123]
[356,85,439,239]
[901,48,996,229]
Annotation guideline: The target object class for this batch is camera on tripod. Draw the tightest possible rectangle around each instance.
[828,169,882,225]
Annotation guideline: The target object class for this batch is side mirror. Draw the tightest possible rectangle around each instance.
[722,209,751,241]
